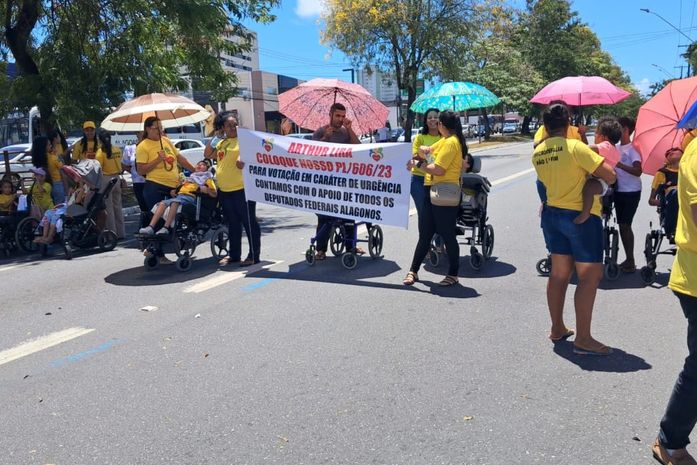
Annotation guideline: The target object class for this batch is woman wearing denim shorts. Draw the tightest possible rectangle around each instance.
[532,104,617,356]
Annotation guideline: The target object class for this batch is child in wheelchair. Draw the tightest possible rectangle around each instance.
[138,160,217,237]
[648,147,682,241]
[32,180,88,244]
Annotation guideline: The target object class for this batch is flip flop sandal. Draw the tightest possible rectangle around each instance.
[438,276,459,286]
[403,272,418,286]
[573,345,613,356]
[549,329,575,342]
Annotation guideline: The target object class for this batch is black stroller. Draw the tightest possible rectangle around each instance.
[640,181,679,285]
[16,160,119,259]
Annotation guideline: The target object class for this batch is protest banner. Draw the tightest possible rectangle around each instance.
[238,129,412,229]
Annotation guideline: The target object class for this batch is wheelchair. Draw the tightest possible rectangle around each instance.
[640,186,678,285]
[304,217,384,270]
[139,195,224,272]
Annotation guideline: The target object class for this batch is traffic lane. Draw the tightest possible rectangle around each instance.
[2,164,680,463]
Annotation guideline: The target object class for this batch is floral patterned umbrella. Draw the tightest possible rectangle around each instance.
[410,82,500,113]
[278,78,389,135]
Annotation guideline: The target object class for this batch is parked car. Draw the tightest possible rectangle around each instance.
[388,128,404,142]
[172,138,208,167]
[0,143,32,174]
[397,129,420,142]
[502,122,518,134]
[287,133,314,140]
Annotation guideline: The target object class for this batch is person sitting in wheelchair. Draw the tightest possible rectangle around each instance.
[648,147,682,241]
[0,179,19,216]
[138,160,217,237]
[32,178,88,244]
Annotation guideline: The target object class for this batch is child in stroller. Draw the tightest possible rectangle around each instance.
[138,160,217,237]
[32,180,88,244]
[640,147,682,284]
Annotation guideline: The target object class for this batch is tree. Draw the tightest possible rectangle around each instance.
[321,0,477,142]
[0,0,278,132]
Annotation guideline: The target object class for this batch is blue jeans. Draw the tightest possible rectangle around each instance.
[410,175,428,219]
[143,180,173,210]
[51,181,65,205]
[659,292,697,449]
[219,189,261,261]
[541,206,603,263]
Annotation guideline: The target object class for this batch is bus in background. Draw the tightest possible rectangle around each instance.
[0,106,40,147]
[111,122,207,149]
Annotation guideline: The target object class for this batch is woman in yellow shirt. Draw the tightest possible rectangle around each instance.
[404,111,467,287]
[205,112,260,267]
[96,129,125,238]
[136,116,196,211]
[410,108,441,219]
[47,129,68,204]
[71,121,101,162]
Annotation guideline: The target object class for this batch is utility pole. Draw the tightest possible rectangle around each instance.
[342,68,355,84]
[676,65,687,79]
[642,8,694,77]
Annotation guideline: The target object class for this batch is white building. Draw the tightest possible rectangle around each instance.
[356,66,400,105]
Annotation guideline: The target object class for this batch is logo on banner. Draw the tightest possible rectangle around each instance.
[262,138,274,152]
[370,147,384,162]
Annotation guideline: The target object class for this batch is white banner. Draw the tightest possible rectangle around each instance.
[238,129,412,229]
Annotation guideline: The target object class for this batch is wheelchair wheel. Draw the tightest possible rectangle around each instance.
[210,227,229,260]
[144,255,159,271]
[15,217,40,253]
[368,225,383,259]
[644,231,656,261]
[329,226,345,257]
[98,230,118,252]
[63,242,73,260]
[470,251,483,271]
[341,252,358,270]
[176,236,197,258]
[640,266,656,285]
[428,247,440,267]
[176,255,192,272]
[604,262,620,281]
[305,245,316,266]
[536,257,551,276]
[482,224,494,259]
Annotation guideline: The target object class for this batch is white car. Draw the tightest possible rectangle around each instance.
[286,133,314,140]
[0,143,32,175]
[172,138,208,167]
[397,129,419,142]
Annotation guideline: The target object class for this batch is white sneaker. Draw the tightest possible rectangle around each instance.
[156,227,170,236]
[139,226,155,235]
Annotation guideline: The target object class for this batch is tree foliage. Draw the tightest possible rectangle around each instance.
[0,0,278,132]
[321,0,477,141]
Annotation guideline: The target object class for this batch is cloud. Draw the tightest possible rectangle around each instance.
[296,0,325,18]
[633,78,652,96]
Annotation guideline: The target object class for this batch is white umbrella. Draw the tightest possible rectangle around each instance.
[101,93,211,132]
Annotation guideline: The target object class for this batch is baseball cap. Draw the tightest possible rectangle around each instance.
[83,121,96,129]
[30,167,47,176]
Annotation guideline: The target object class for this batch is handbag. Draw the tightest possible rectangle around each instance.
[430,182,461,206]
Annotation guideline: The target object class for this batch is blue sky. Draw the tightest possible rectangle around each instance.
[247,0,697,96]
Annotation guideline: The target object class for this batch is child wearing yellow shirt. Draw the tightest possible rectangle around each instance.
[138,160,217,237]
[0,180,17,215]
[28,167,54,215]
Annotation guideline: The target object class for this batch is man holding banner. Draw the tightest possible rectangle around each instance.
[311,103,362,260]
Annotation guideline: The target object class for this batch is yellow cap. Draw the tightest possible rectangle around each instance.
[83,121,96,129]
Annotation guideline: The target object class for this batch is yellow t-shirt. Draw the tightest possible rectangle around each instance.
[135,138,181,188]
[0,193,14,213]
[179,178,217,197]
[425,136,463,187]
[669,143,697,297]
[96,146,123,176]
[71,139,100,162]
[47,152,64,182]
[651,167,679,191]
[533,137,605,217]
[534,125,583,144]
[682,129,697,151]
[31,182,53,211]
[411,133,442,177]
[215,137,243,192]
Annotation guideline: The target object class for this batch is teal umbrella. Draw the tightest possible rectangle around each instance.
[410,81,500,113]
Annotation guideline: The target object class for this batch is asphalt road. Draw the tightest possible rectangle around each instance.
[0,139,684,465]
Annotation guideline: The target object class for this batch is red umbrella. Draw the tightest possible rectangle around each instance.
[278,78,389,135]
[530,76,632,106]
[633,76,697,175]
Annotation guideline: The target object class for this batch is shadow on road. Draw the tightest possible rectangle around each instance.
[422,255,517,279]
[104,256,219,286]
[553,341,652,373]
[251,259,481,299]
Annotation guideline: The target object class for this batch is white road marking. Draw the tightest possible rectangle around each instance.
[183,260,284,294]
[0,264,25,273]
[0,327,95,367]
[491,168,535,186]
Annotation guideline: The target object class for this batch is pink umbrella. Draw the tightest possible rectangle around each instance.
[633,76,697,175]
[530,76,632,106]
[278,78,389,135]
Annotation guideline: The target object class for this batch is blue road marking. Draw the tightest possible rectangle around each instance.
[51,339,122,368]
[241,278,279,292]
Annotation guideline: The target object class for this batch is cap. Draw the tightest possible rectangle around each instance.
[83,121,96,129]
[30,167,47,176]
